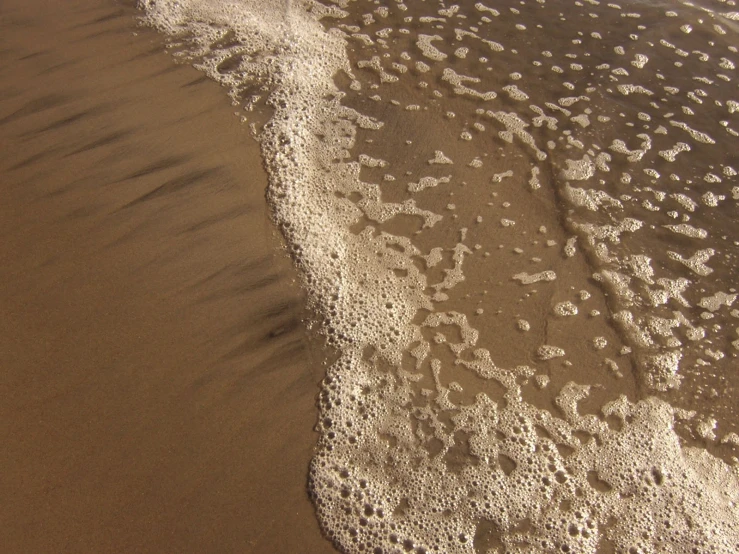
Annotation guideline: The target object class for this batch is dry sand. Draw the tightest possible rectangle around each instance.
[0,1,334,552]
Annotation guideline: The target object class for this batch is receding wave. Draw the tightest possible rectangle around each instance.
[139,1,739,552]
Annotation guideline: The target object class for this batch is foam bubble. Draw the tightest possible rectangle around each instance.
[513,270,557,284]
[554,301,578,316]
[416,34,448,61]
[538,344,565,359]
[140,2,739,552]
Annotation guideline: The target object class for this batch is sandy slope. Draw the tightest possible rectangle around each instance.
[0,1,334,552]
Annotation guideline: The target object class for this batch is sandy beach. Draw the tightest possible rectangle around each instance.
[4,1,739,553]
[0,1,334,552]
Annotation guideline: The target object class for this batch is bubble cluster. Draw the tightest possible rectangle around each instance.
[140,0,739,552]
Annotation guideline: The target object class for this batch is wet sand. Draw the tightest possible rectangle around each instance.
[0,1,334,552]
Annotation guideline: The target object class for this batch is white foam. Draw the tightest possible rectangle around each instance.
[139,3,739,553]
[664,224,708,239]
[513,270,557,284]
[407,175,451,193]
[427,150,453,165]
[668,248,715,276]
[416,34,448,61]
[442,68,497,101]
[537,344,565,359]
[670,120,716,144]
[554,301,578,316]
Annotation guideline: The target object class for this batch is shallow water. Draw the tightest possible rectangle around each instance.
[138,0,739,552]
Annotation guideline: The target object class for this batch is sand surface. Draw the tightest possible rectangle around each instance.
[4,1,739,552]
[0,1,334,552]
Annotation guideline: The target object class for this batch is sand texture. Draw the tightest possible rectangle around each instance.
[0,1,334,552]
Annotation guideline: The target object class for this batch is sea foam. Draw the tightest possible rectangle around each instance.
[140,1,739,552]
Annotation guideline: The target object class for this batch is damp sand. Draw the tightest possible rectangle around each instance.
[0,1,334,552]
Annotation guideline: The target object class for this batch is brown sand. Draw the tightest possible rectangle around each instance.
[0,1,334,552]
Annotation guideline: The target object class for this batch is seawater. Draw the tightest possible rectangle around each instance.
[139,1,739,552]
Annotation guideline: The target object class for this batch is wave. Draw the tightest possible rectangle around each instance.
[139,1,739,552]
